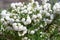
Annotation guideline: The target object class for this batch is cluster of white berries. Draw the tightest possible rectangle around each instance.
[13,23,27,36]
[53,2,60,14]
[21,15,31,25]
[0,10,27,36]
[1,10,14,25]
[1,0,59,37]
